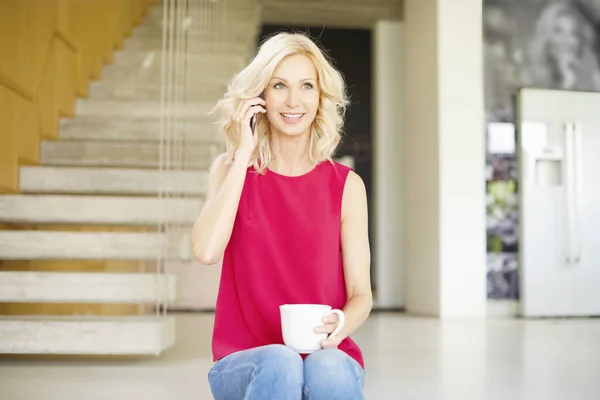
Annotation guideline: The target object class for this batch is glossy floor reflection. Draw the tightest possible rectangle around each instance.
[1,312,599,399]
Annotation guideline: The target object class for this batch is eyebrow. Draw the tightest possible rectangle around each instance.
[271,77,316,82]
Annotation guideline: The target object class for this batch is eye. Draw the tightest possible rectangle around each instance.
[273,82,285,89]
[302,82,314,89]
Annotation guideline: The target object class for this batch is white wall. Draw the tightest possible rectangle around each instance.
[404,0,442,316]
[404,0,486,318]
[373,20,405,309]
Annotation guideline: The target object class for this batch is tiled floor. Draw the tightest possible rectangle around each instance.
[1,312,599,399]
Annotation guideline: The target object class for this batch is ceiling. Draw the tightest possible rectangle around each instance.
[260,0,403,29]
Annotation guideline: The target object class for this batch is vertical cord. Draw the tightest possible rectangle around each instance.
[168,0,187,315]
[156,0,176,318]
[164,0,176,316]
[157,0,169,318]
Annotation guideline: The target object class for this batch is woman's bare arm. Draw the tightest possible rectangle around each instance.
[317,171,373,347]
[190,150,252,265]
[190,95,265,264]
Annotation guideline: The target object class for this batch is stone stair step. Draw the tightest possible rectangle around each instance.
[59,116,222,142]
[0,195,203,225]
[88,79,227,102]
[95,70,231,88]
[19,166,207,196]
[98,60,235,85]
[111,51,246,71]
[123,38,255,57]
[59,117,225,143]
[142,5,261,30]
[0,271,180,304]
[144,2,260,19]
[0,315,175,355]
[132,22,259,45]
[41,140,219,169]
[74,99,216,118]
[0,230,189,260]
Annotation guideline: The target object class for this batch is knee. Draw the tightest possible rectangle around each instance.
[260,344,303,368]
[304,349,364,400]
[254,345,303,384]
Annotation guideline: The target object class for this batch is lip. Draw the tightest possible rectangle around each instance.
[280,113,305,124]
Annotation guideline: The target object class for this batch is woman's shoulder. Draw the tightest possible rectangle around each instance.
[343,169,365,192]
[325,160,364,195]
[323,159,354,180]
[330,159,352,170]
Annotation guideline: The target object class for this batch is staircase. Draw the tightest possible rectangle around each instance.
[0,0,262,355]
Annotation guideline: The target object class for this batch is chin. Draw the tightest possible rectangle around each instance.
[278,125,311,137]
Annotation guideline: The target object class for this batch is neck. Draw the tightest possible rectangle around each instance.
[268,128,313,176]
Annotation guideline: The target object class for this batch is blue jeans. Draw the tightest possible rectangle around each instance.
[208,344,365,400]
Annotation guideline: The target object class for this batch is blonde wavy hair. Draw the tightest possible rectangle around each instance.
[211,31,349,173]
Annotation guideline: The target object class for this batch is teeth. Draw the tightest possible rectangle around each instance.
[281,113,303,119]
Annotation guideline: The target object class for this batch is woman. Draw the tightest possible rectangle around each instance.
[191,32,372,400]
[526,1,600,91]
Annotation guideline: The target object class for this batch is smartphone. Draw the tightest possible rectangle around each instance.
[250,114,258,135]
[250,92,265,134]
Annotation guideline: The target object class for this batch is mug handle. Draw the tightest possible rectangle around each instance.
[328,309,345,338]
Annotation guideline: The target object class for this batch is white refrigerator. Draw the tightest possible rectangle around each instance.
[517,88,600,318]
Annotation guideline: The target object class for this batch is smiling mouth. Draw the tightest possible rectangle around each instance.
[280,113,305,119]
[279,113,306,124]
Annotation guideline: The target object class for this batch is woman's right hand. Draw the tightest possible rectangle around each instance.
[234,96,267,154]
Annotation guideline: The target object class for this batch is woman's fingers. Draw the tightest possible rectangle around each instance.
[322,314,339,324]
[314,322,337,334]
[234,97,266,122]
[242,105,267,122]
[235,96,267,152]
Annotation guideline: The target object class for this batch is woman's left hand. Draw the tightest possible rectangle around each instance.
[315,314,343,349]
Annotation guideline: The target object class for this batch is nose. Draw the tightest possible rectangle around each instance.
[285,88,300,108]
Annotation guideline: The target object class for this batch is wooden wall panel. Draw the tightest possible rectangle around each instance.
[56,0,101,97]
[54,38,76,117]
[55,0,77,48]
[73,1,93,96]
[88,0,106,80]
[17,93,40,166]
[37,43,59,140]
[0,86,39,190]
[133,0,144,25]
[121,1,134,38]
[114,1,126,50]
[0,0,56,99]
[103,0,118,64]
[0,0,156,188]
[0,0,157,317]
[0,1,53,166]
[0,86,19,193]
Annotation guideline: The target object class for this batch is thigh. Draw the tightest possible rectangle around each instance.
[209,344,304,400]
[303,349,365,400]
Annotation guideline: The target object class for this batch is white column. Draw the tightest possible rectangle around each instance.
[404,0,486,317]
[373,20,405,309]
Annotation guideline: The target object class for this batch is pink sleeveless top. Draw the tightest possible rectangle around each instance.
[211,160,364,369]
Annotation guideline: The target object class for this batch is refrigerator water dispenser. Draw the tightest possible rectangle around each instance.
[533,146,563,186]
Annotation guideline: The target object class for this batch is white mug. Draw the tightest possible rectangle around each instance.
[279,304,345,354]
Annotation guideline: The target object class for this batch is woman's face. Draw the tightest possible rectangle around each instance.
[548,12,581,60]
[264,54,320,138]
